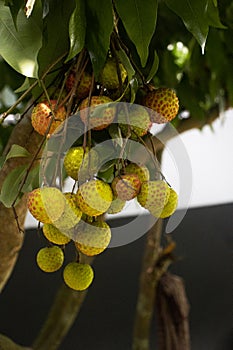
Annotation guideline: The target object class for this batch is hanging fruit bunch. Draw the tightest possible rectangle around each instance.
[22,25,180,291]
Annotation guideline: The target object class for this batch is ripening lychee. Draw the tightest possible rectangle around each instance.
[31,100,66,135]
[137,180,170,217]
[66,71,92,99]
[160,188,178,218]
[27,187,66,224]
[53,193,82,233]
[36,246,64,273]
[42,224,71,245]
[118,105,152,140]
[99,57,127,90]
[143,88,179,124]
[63,262,94,291]
[64,146,99,181]
[111,174,141,201]
[107,196,126,214]
[75,220,111,256]
[76,179,113,216]
[79,96,115,130]
[124,163,150,183]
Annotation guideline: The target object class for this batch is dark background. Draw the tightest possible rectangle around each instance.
[0,203,232,349]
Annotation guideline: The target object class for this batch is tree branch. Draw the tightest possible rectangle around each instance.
[0,114,42,292]
[33,256,93,350]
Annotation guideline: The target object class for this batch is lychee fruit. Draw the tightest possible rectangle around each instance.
[143,88,179,124]
[42,224,71,245]
[79,96,115,130]
[160,188,178,218]
[53,192,82,233]
[118,105,152,140]
[66,71,92,99]
[124,163,150,183]
[137,180,170,217]
[75,220,111,256]
[76,179,113,216]
[111,173,141,201]
[36,246,64,272]
[27,187,66,224]
[107,196,126,214]
[64,146,99,181]
[63,262,94,291]
[99,57,127,90]
[31,100,66,135]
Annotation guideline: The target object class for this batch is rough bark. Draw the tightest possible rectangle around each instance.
[0,114,42,292]
[156,272,191,350]
[132,219,165,350]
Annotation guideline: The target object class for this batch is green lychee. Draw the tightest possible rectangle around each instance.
[137,180,170,217]
[63,262,94,291]
[76,179,113,216]
[160,188,178,218]
[36,246,64,273]
[99,57,127,90]
[75,220,111,256]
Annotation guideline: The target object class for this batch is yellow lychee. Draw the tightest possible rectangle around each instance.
[99,57,127,90]
[107,196,126,214]
[160,188,178,218]
[42,224,71,245]
[76,179,113,216]
[63,262,94,291]
[36,246,64,272]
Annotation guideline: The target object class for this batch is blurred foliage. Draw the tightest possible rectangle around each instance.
[0,0,232,155]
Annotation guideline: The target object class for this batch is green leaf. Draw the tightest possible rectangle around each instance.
[66,0,86,62]
[146,50,159,82]
[14,77,31,93]
[4,0,24,27]
[0,164,27,207]
[165,0,225,51]
[5,144,31,162]
[22,164,40,193]
[115,0,158,67]
[165,0,209,50]
[0,1,42,77]
[115,46,135,82]
[85,0,113,77]
[38,0,75,75]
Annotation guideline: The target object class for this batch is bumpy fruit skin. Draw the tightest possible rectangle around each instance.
[79,96,115,130]
[66,71,92,99]
[137,180,170,217]
[76,179,113,216]
[111,174,141,201]
[124,163,150,183]
[99,57,127,90]
[107,196,126,214]
[63,262,94,291]
[118,105,152,140]
[64,146,99,181]
[75,221,111,256]
[160,188,178,218]
[143,88,179,124]
[36,246,64,273]
[31,100,66,135]
[42,224,71,245]
[27,187,66,224]
[53,193,82,234]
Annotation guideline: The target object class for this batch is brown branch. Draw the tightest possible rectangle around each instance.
[132,218,164,350]
[33,255,93,350]
[0,334,32,350]
[156,272,191,350]
[0,113,42,292]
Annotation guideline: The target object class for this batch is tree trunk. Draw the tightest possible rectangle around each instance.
[0,114,42,292]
